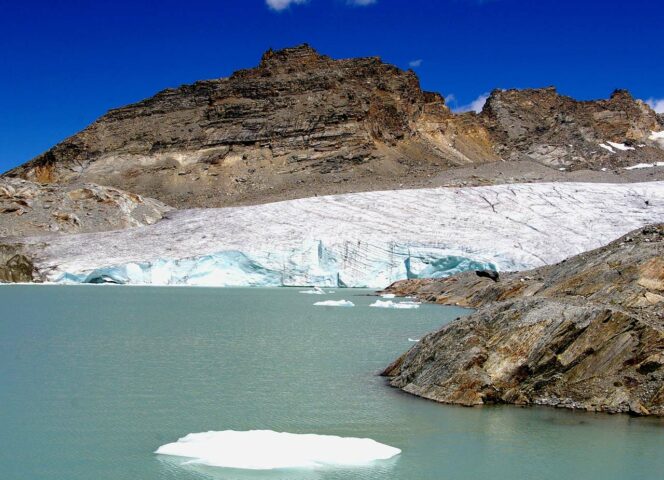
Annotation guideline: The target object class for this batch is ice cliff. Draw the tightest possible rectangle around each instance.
[12,182,664,288]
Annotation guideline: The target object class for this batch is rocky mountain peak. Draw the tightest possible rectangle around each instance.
[609,88,634,102]
[259,43,329,68]
[4,46,663,209]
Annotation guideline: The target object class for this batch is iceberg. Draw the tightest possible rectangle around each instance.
[155,430,401,470]
[314,300,355,307]
[370,300,420,309]
[14,181,664,288]
[299,287,327,295]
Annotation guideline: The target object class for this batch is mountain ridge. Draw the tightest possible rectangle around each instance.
[4,44,663,209]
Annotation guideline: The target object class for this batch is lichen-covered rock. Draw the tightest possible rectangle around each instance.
[382,225,664,416]
[0,178,172,237]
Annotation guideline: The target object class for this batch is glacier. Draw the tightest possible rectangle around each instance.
[15,181,664,288]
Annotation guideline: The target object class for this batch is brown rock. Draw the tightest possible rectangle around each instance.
[382,225,664,416]
[4,46,663,208]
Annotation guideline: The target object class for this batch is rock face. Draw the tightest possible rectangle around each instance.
[0,243,39,282]
[484,88,663,169]
[4,45,663,208]
[382,225,664,416]
[0,178,172,237]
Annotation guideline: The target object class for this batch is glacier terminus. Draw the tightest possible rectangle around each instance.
[14,181,664,288]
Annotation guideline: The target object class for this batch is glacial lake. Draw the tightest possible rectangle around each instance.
[1,285,663,480]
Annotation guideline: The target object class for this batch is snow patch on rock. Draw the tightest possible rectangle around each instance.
[624,162,664,170]
[599,143,615,153]
[606,141,635,151]
[649,131,664,140]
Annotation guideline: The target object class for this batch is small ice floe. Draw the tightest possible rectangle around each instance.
[300,286,327,295]
[649,131,664,140]
[601,168,608,172]
[370,300,420,309]
[624,162,664,170]
[606,141,635,151]
[380,293,396,299]
[408,338,420,342]
[155,430,401,470]
[314,300,355,307]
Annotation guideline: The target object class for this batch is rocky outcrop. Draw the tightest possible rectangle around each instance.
[0,243,40,282]
[483,88,663,170]
[0,178,172,237]
[4,45,663,208]
[382,225,664,416]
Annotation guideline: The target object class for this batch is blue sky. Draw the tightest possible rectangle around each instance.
[1,0,663,173]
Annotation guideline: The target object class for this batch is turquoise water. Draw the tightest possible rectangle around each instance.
[1,285,662,480]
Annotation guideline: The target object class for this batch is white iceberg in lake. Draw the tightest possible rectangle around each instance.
[408,338,420,342]
[314,300,355,307]
[370,300,420,309]
[299,287,327,295]
[381,293,396,298]
[155,430,401,470]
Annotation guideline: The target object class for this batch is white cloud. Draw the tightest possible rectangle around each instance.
[266,0,308,11]
[645,98,664,113]
[408,59,422,68]
[266,0,375,9]
[453,92,490,113]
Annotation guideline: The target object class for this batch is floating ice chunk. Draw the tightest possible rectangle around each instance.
[624,162,664,170]
[314,300,355,307]
[606,141,635,151]
[408,338,420,342]
[649,131,664,140]
[155,430,401,470]
[370,300,420,309]
[299,287,327,295]
[599,143,615,153]
[381,293,396,298]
